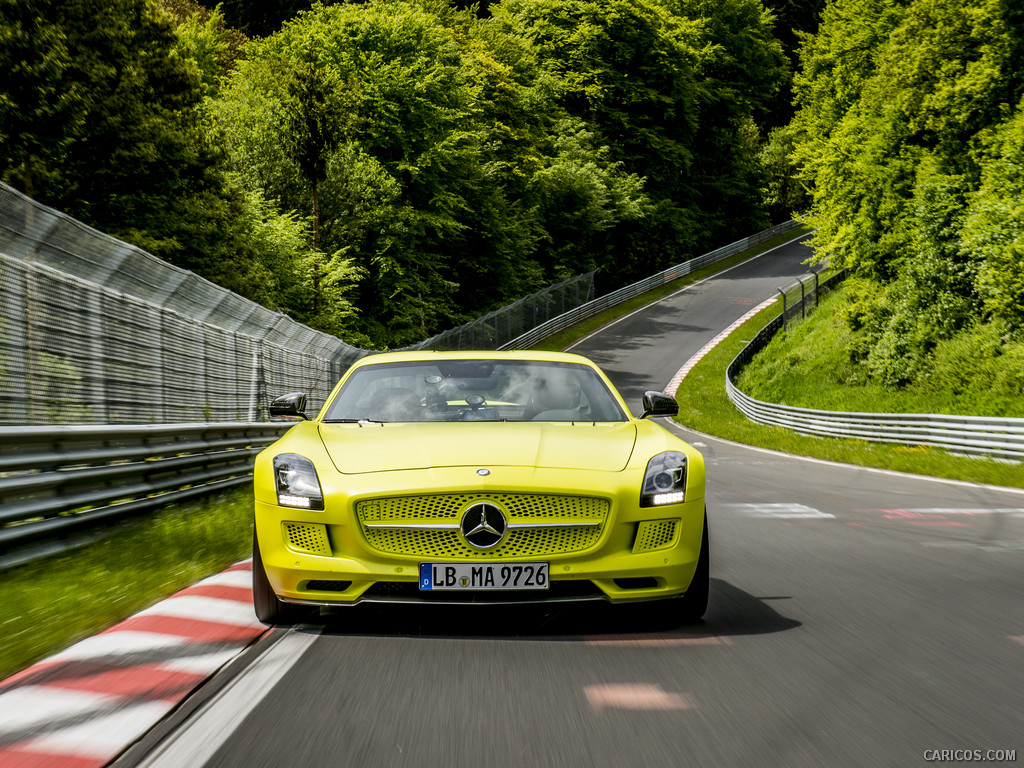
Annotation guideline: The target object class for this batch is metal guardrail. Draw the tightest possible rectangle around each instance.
[726,273,1024,462]
[500,219,804,350]
[0,422,291,565]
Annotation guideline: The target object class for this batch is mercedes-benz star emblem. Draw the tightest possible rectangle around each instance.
[460,503,507,549]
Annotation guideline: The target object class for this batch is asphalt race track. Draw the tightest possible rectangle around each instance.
[120,237,1024,768]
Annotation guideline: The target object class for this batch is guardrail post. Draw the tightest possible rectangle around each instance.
[777,288,787,330]
[800,278,806,320]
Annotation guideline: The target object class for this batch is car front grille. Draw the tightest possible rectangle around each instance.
[356,493,610,559]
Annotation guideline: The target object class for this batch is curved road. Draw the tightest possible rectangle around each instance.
[121,238,1024,768]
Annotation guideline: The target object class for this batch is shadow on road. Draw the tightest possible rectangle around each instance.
[309,578,800,642]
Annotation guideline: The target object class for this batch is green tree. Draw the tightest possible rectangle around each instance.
[215,0,647,346]
[494,0,786,283]
[1,0,217,254]
[962,101,1024,330]
[790,0,1024,386]
[218,0,320,38]
[161,0,247,96]
[494,0,703,282]
[0,0,81,199]
[659,0,788,228]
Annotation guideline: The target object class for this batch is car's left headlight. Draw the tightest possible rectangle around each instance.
[640,451,687,507]
[273,453,325,510]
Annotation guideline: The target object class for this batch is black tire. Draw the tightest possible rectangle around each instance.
[677,511,710,624]
[252,530,305,626]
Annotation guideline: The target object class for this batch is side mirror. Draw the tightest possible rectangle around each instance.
[639,390,678,419]
[269,392,309,420]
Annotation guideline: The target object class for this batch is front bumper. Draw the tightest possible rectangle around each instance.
[255,465,705,606]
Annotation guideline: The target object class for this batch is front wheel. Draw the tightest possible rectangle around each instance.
[676,510,710,623]
[252,530,306,626]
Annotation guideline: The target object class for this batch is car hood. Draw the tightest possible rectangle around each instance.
[318,421,637,474]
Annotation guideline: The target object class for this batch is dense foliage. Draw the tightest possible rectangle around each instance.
[1,0,789,348]
[790,0,1024,389]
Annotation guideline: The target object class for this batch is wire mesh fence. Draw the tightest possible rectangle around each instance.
[0,184,600,425]
[774,267,847,328]
[410,271,596,351]
[729,269,848,378]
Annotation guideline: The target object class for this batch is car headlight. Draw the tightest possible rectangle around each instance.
[640,451,687,507]
[273,454,324,510]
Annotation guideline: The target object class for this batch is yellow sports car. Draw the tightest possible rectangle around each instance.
[252,350,708,624]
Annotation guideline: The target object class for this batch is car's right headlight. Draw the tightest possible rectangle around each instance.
[273,453,324,510]
[640,451,687,507]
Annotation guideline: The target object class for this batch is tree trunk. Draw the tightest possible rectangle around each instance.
[312,181,321,315]
[24,155,34,200]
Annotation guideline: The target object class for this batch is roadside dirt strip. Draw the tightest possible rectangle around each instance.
[0,561,266,767]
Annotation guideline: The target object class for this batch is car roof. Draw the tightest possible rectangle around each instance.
[349,349,602,369]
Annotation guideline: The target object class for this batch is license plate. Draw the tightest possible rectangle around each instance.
[419,562,549,591]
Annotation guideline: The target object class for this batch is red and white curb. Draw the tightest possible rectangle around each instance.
[664,295,778,396]
[0,561,267,767]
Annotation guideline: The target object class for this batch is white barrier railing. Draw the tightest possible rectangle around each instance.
[726,287,1024,462]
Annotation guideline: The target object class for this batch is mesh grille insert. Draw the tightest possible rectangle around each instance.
[283,522,332,556]
[633,520,678,553]
[357,493,610,559]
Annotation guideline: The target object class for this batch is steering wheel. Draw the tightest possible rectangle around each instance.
[463,394,486,420]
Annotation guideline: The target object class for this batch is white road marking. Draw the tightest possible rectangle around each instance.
[193,569,253,589]
[585,683,695,713]
[723,503,835,519]
[136,630,319,768]
[158,649,249,675]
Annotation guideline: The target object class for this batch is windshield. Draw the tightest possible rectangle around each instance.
[322,359,628,423]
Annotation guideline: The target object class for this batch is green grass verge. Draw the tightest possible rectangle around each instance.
[673,303,1024,489]
[0,488,254,680]
[532,226,812,352]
